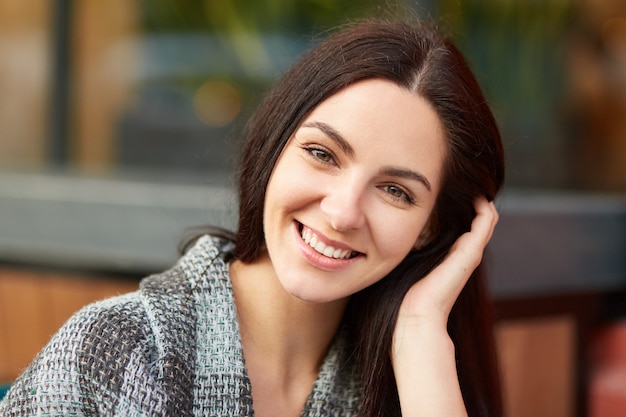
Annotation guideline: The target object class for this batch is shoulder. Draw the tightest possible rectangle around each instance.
[36,290,150,368]
[0,291,150,415]
[0,234,236,415]
[73,233,236,369]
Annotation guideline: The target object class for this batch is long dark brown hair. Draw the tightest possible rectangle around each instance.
[196,19,504,417]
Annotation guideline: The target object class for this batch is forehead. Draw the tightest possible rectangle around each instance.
[307,78,442,130]
[296,78,448,189]
[304,79,445,149]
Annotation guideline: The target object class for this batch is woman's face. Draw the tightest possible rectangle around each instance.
[263,79,446,304]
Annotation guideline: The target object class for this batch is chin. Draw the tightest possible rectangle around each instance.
[284,283,347,305]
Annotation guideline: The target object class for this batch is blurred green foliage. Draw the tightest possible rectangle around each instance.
[140,0,390,33]
[437,0,576,187]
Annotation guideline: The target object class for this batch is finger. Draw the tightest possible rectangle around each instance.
[398,197,500,321]
[448,198,497,260]
[429,198,499,293]
[470,197,499,245]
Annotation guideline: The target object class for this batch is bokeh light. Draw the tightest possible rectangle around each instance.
[193,80,241,127]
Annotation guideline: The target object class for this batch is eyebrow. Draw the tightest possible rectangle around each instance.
[380,167,432,192]
[301,121,355,157]
[301,120,432,192]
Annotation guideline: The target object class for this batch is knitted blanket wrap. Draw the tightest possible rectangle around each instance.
[0,235,362,416]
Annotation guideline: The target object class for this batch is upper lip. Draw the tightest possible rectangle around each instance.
[297,222,361,254]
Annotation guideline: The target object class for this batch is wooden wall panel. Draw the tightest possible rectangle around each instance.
[496,316,576,417]
[0,267,138,382]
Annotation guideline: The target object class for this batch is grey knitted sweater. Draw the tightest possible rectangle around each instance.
[0,235,362,416]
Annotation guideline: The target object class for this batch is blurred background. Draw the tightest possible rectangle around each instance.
[0,0,625,416]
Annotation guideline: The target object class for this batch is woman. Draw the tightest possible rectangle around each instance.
[0,19,504,417]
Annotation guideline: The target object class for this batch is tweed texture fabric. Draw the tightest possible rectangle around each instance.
[0,235,362,416]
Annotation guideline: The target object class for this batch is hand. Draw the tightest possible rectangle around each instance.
[396,196,499,331]
[390,197,498,416]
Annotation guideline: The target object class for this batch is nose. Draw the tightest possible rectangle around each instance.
[320,181,366,232]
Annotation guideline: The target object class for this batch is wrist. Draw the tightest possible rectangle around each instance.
[392,318,453,362]
[391,324,467,417]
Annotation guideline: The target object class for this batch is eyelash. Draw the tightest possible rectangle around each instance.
[302,146,336,165]
[301,145,416,206]
[380,184,416,206]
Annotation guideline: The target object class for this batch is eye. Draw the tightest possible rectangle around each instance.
[303,146,335,165]
[381,185,415,206]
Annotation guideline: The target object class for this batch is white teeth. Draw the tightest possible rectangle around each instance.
[323,246,334,257]
[300,226,354,259]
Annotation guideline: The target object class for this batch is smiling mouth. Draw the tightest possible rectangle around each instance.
[298,223,360,260]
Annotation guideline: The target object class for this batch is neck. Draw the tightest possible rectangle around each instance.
[229,253,348,379]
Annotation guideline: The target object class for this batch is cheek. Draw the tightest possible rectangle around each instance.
[267,153,304,196]
[265,176,308,216]
[374,212,431,260]
[265,165,295,212]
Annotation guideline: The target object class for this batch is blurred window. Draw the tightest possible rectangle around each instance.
[0,0,624,189]
[438,0,626,191]
[0,0,403,185]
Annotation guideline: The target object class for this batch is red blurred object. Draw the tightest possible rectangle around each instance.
[590,321,626,417]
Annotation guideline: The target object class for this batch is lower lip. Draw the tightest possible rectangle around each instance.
[293,222,362,271]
